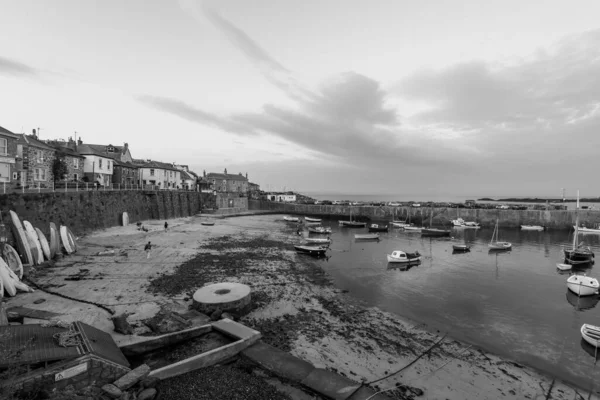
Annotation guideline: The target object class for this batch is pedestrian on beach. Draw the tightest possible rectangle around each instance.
[144,241,152,259]
[164,221,168,231]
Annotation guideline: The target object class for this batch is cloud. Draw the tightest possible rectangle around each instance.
[0,56,38,78]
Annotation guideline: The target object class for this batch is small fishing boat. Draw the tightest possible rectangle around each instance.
[201,221,215,226]
[421,205,451,237]
[386,250,421,263]
[451,218,465,227]
[305,217,322,222]
[339,209,367,227]
[304,237,331,244]
[565,192,595,265]
[463,221,480,229]
[283,216,300,222]
[294,245,327,257]
[355,233,379,241]
[403,226,422,232]
[368,224,388,232]
[305,221,321,226]
[488,219,512,250]
[452,244,470,251]
[567,274,600,296]
[308,226,332,234]
[521,225,545,231]
[581,324,600,347]
[576,225,600,234]
[556,263,572,271]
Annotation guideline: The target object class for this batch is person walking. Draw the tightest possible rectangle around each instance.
[164,221,168,231]
[144,241,152,259]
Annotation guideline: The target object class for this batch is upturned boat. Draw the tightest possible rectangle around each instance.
[488,219,512,250]
[386,250,421,263]
[308,226,332,234]
[567,274,600,296]
[564,192,595,265]
[294,245,327,257]
[368,224,388,232]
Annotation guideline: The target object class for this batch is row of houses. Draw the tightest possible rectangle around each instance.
[0,125,261,195]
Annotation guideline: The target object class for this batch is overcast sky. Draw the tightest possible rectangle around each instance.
[1,0,600,197]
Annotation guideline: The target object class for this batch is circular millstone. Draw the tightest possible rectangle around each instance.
[192,282,252,314]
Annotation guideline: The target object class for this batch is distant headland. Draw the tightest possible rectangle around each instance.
[478,197,600,203]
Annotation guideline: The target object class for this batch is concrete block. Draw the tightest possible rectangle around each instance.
[242,342,315,383]
[212,319,260,340]
[300,368,361,400]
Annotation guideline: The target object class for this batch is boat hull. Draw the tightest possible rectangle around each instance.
[556,263,572,271]
[339,221,367,228]
[452,245,470,251]
[575,226,600,234]
[355,234,379,240]
[9,211,33,266]
[201,222,215,226]
[567,275,599,296]
[304,238,331,244]
[564,248,595,265]
[421,228,451,237]
[488,242,512,250]
[23,221,43,264]
[521,225,544,231]
[305,217,321,222]
[294,245,327,257]
[308,227,331,234]
[582,324,600,347]
[283,216,300,222]
[35,228,51,260]
[368,226,388,232]
[49,222,59,259]
[2,244,23,279]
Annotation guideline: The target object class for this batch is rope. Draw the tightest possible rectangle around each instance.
[52,324,82,347]
[24,277,115,315]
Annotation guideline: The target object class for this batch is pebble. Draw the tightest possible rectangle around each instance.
[101,384,122,399]
[137,388,157,400]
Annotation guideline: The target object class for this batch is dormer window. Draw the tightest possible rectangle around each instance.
[106,146,115,153]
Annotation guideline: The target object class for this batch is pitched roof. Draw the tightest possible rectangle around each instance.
[132,159,180,172]
[0,125,19,138]
[206,172,248,181]
[51,144,85,159]
[180,170,193,180]
[112,158,138,168]
[77,143,126,158]
[19,134,55,150]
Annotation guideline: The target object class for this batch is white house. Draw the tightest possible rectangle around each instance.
[134,159,181,190]
[266,193,297,202]
[76,144,114,186]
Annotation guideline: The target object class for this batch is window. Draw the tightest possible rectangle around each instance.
[12,172,17,180]
[170,171,173,177]
[107,161,111,171]
[73,158,79,169]
[34,168,46,181]
[36,150,44,163]
[0,138,7,155]
[98,159,103,169]
[150,169,155,176]
[74,173,79,181]
[107,146,114,153]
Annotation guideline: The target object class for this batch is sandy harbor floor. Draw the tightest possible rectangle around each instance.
[6,214,600,399]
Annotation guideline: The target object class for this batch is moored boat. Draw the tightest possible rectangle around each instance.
[463,221,480,228]
[422,228,451,237]
[581,324,600,347]
[488,219,512,250]
[308,226,332,234]
[521,225,545,231]
[339,220,367,228]
[556,263,572,271]
[355,233,379,241]
[567,274,600,296]
[386,250,421,263]
[451,218,465,227]
[201,221,215,226]
[565,192,595,265]
[305,217,322,222]
[283,216,300,222]
[403,226,422,232]
[304,237,331,244]
[452,244,470,251]
[294,245,327,257]
[368,224,388,232]
[576,225,600,234]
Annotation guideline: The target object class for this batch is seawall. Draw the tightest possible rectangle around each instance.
[0,191,216,239]
[249,200,600,230]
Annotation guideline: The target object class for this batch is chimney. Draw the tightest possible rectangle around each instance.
[68,137,76,150]
[31,129,37,139]
[224,168,227,174]
[245,172,248,180]
[123,142,128,153]
[77,137,83,145]
[203,170,206,177]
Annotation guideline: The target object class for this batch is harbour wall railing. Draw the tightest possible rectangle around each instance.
[249,200,600,230]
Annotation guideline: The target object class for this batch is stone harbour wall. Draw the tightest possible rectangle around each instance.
[0,191,216,239]
[249,200,600,230]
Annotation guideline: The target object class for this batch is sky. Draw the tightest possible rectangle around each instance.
[1,0,600,198]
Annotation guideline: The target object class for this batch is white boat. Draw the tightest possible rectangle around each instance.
[404,226,423,232]
[123,212,129,226]
[308,226,332,234]
[60,225,75,254]
[305,217,322,222]
[556,263,572,271]
[23,221,43,264]
[521,225,545,231]
[0,257,16,296]
[9,211,33,266]
[452,244,470,251]
[575,226,600,234]
[2,244,23,279]
[463,221,480,229]
[35,227,51,260]
[581,324,600,347]
[451,218,465,227]
[49,222,59,259]
[283,216,300,222]
[567,274,600,296]
[488,219,512,250]
[387,250,421,263]
[355,233,379,240]
[564,192,595,265]
[305,237,331,244]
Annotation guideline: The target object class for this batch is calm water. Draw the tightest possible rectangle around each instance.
[303,219,600,390]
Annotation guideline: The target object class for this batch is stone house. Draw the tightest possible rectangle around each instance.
[46,139,85,182]
[112,159,138,187]
[0,125,20,188]
[17,133,56,188]
[76,143,115,187]
[206,169,249,194]
[248,182,261,199]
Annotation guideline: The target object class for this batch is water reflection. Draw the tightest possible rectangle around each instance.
[580,338,600,361]
[566,290,600,311]
[387,261,421,271]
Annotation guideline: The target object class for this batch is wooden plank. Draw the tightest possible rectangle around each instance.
[6,306,62,320]
[148,333,261,380]
[119,324,212,356]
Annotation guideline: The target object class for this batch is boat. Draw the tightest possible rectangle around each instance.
[2,244,23,279]
[294,245,327,257]
[308,226,332,234]
[122,212,129,226]
[0,257,17,296]
[35,228,51,260]
[67,227,78,252]
[386,250,422,263]
[488,219,512,250]
[9,211,33,266]
[355,233,379,241]
[463,221,480,229]
[521,225,545,231]
[60,225,75,254]
[368,224,388,232]
[305,217,322,222]
[564,191,595,265]
[581,324,600,347]
[576,225,600,234]
[304,237,331,244]
[339,208,367,228]
[452,244,470,251]
[567,274,599,296]
[49,222,59,259]
[404,226,422,232]
[23,221,44,264]
[283,216,300,222]
[451,218,465,227]
[556,263,572,271]
[201,221,215,226]
[421,205,451,237]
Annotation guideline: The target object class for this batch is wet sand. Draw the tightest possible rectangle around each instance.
[8,214,599,399]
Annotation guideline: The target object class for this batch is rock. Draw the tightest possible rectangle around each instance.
[113,364,151,391]
[101,384,122,399]
[137,388,156,400]
[140,376,160,389]
[133,325,153,335]
[119,391,130,400]
[221,312,235,321]
[144,311,192,334]
[33,298,46,304]
[210,309,222,321]
[112,314,134,335]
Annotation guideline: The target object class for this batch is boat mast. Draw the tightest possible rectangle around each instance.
[573,190,579,249]
[430,204,433,228]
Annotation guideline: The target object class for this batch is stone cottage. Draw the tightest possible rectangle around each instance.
[0,125,20,189]
[17,133,56,188]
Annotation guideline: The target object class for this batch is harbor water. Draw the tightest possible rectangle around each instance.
[303,219,600,390]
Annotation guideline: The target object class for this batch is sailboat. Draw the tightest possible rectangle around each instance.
[391,208,412,228]
[339,207,366,227]
[564,191,595,265]
[488,219,512,250]
[421,205,451,237]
